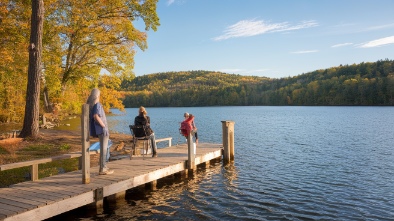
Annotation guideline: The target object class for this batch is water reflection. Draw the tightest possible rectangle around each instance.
[223,161,238,187]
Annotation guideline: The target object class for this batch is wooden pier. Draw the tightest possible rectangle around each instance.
[0,120,235,221]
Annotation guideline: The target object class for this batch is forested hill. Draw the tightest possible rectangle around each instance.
[121,59,394,107]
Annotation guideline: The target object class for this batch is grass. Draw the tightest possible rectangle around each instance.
[0,143,76,187]
[19,144,71,157]
[0,166,31,187]
[0,158,79,188]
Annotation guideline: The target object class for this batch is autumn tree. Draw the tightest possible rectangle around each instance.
[0,1,30,123]
[98,75,125,112]
[19,0,44,138]
[43,0,159,107]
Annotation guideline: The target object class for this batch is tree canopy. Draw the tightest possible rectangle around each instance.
[0,0,159,124]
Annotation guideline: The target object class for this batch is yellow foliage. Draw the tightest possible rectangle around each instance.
[0,0,159,121]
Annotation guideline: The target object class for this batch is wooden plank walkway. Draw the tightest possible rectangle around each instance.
[0,143,223,221]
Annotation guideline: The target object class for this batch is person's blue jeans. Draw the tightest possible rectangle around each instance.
[150,133,157,155]
[98,133,110,172]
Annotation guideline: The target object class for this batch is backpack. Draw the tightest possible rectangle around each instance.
[180,121,192,137]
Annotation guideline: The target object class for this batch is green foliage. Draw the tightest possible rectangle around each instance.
[59,144,71,151]
[121,60,394,107]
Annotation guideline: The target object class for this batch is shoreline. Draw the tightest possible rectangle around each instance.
[0,128,133,164]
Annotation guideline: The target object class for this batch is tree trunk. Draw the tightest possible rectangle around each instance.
[19,0,44,138]
[43,86,53,113]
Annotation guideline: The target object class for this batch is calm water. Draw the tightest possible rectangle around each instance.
[55,106,394,220]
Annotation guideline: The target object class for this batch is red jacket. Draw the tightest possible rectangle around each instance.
[180,116,194,137]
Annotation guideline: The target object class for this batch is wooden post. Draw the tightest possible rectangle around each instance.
[187,133,195,170]
[180,169,189,178]
[203,160,210,169]
[81,104,90,184]
[42,114,46,125]
[31,164,38,181]
[107,191,126,204]
[146,180,157,191]
[222,121,235,163]
[89,188,103,214]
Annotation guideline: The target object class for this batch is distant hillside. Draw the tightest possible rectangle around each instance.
[121,59,394,107]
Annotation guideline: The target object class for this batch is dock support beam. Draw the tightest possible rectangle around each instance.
[146,180,157,191]
[81,104,90,184]
[202,160,210,169]
[87,188,104,214]
[222,121,235,163]
[107,191,126,204]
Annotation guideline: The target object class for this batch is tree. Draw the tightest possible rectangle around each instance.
[19,0,44,138]
[0,1,30,123]
[46,0,159,96]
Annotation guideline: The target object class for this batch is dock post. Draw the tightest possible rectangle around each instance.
[87,188,104,214]
[81,104,90,184]
[221,121,235,163]
[107,191,126,204]
[187,133,195,170]
[31,164,38,181]
[146,180,158,190]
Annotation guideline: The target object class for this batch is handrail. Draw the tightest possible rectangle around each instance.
[0,137,172,181]
[155,137,172,147]
[0,152,89,172]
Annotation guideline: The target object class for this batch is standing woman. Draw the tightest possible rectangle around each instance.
[87,88,114,175]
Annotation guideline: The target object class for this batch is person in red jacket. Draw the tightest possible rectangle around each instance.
[181,112,198,144]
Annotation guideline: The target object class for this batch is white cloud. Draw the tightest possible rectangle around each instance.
[217,68,270,75]
[365,23,394,31]
[217,68,243,73]
[332,22,356,28]
[358,36,394,48]
[331,43,353,48]
[167,0,175,6]
[290,50,318,54]
[216,68,274,77]
[213,19,318,41]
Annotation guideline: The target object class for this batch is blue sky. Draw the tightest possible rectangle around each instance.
[133,0,394,78]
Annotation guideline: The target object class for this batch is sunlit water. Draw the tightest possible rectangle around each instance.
[50,106,394,220]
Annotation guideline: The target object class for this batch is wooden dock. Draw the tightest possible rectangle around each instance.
[0,143,223,221]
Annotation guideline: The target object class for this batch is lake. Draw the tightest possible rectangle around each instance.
[53,106,394,220]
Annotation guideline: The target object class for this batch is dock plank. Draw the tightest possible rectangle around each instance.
[0,194,45,207]
[0,202,26,213]
[0,189,56,205]
[0,208,14,218]
[0,198,36,210]
[1,143,223,221]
